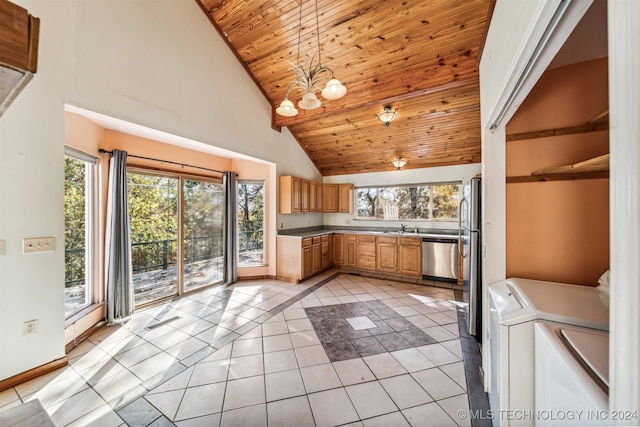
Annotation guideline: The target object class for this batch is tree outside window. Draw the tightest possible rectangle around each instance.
[356,183,460,221]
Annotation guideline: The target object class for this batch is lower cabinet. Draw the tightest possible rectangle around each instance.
[398,237,422,276]
[332,233,344,265]
[345,234,357,267]
[376,236,398,272]
[276,235,332,283]
[357,235,376,270]
[277,232,423,283]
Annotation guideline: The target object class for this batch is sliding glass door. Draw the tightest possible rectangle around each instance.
[127,172,179,305]
[183,179,225,291]
[127,170,225,306]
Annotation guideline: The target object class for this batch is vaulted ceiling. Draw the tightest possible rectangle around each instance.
[196,0,491,176]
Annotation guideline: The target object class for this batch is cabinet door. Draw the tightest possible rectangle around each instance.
[316,183,323,212]
[333,233,344,265]
[377,237,398,272]
[338,184,353,213]
[321,237,330,269]
[292,177,301,213]
[301,179,310,212]
[310,181,317,212]
[323,184,338,213]
[357,235,376,270]
[398,238,422,276]
[302,244,312,278]
[313,242,322,274]
[345,235,357,267]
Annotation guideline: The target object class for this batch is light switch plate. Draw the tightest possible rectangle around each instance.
[23,237,55,254]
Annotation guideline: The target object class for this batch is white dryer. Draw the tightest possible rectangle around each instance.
[488,278,609,427]
[534,321,608,426]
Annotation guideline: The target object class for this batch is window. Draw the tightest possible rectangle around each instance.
[355,183,461,221]
[64,148,97,318]
[238,181,265,266]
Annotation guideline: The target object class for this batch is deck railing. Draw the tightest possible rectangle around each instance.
[65,221,264,286]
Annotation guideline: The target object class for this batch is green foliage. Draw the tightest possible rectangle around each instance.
[356,183,460,221]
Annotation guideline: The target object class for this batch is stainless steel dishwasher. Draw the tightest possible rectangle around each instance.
[421,236,458,281]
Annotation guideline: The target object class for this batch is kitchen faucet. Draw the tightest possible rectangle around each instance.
[400,224,406,232]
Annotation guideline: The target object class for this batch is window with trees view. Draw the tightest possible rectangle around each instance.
[64,148,97,318]
[238,181,265,266]
[355,183,461,220]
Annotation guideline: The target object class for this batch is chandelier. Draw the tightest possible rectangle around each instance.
[276,0,347,117]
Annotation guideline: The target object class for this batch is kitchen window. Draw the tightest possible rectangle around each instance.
[355,183,461,221]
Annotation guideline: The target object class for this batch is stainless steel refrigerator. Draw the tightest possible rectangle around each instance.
[459,176,482,340]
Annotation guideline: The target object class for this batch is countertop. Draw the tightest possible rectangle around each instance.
[277,228,459,240]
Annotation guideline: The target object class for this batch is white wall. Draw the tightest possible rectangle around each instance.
[322,164,481,230]
[0,0,318,380]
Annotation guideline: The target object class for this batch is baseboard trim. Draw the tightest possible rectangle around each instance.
[0,356,69,392]
[237,275,276,281]
[65,321,104,353]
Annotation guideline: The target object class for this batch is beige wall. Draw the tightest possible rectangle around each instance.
[505,58,609,285]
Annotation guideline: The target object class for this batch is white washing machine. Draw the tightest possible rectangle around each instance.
[488,278,609,427]
[534,321,608,426]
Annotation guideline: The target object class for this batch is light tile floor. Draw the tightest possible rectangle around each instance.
[0,270,487,426]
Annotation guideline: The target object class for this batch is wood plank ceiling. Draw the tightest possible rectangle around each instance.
[196,0,490,176]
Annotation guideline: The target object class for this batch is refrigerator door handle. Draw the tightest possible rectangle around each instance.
[458,196,468,258]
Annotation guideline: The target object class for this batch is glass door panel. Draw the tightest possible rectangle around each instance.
[127,172,179,305]
[183,179,224,291]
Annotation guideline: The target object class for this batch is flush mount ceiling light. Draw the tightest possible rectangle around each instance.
[391,156,407,171]
[275,0,347,117]
[374,106,398,127]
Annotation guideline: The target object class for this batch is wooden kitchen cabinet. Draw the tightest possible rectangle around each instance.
[321,235,331,269]
[279,176,301,213]
[312,236,322,274]
[345,234,357,267]
[302,238,312,278]
[376,236,398,272]
[301,179,310,212]
[276,234,332,283]
[338,184,353,213]
[323,184,338,213]
[333,233,344,265]
[398,237,422,277]
[310,181,317,212]
[316,183,323,212]
[357,235,376,270]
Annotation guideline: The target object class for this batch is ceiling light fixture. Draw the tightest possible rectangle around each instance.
[374,106,397,127]
[391,156,407,171]
[276,0,347,117]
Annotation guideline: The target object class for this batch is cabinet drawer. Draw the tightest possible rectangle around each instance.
[321,235,329,242]
[377,236,397,245]
[398,237,421,246]
[358,235,376,243]
[312,236,322,244]
[302,238,312,247]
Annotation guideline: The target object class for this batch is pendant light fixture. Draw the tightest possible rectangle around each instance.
[375,106,398,127]
[391,156,407,171]
[276,0,347,117]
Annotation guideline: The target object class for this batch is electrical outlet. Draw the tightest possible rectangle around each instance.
[0,239,5,256]
[23,237,55,254]
[280,222,284,229]
[23,319,38,335]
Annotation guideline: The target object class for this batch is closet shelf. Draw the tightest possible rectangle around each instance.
[507,154,609,183]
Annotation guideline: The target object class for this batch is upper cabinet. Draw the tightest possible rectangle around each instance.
[280,176,352,214]
[0,0,40,117]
